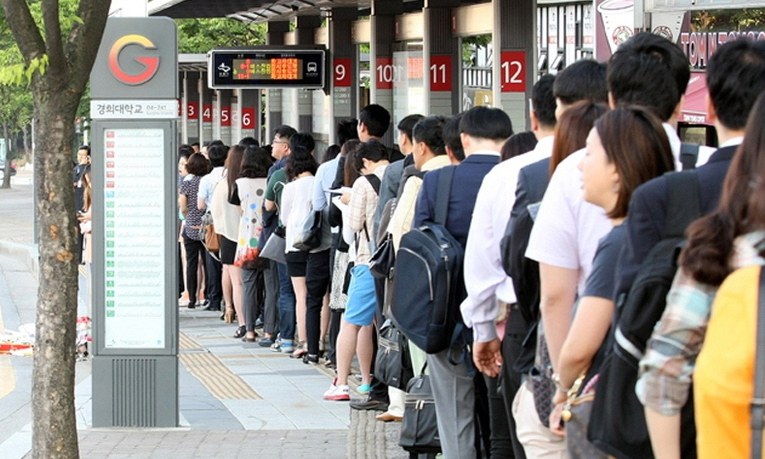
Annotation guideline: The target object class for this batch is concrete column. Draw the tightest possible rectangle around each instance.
[329,8,359,145]
[370,0,403,146]
[239,89,260,142]
[493,0,536,130]
[423,1,461,117]
[266,21,289,136]
[295,16,322,135]
[218,89,232,145]
[200,75,213,144]
[184,72,200,144]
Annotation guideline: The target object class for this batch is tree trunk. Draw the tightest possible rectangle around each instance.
[1,121,10,189]
[23,122,31,162]
[31,87,80,459]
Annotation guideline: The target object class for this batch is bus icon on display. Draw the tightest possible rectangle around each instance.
[307,62,318,73]
[208,47,326,90]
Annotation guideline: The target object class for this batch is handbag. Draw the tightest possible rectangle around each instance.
[260,232,287,265]
[530,322,555,428]
[563,375,608,459]
[369,232,396,279]
[374,319,413,391]
[399,363,441,454]
[199,212,220,253]
[293,210,323,252]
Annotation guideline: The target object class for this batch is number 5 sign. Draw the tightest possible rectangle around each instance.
[501,51,526,93]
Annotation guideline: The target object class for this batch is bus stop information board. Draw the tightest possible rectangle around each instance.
[208,47,326,89]
[102,128,166,348]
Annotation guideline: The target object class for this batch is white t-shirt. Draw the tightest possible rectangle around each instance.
[280,175,315,254]
[198,166,225,211]
[525,148,610,294]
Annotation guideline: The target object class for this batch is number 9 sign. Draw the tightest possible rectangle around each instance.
[334,58,351,87]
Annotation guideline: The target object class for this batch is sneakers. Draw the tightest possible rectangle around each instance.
[258,336,275,347]
[270,338,282,352]
[357,383,371,395]
[279,339,295,353]
[323,379,350,401]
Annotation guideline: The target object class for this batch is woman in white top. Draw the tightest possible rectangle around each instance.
[281,136,332,361]
[230,145,272,342]
[212,145,245,333]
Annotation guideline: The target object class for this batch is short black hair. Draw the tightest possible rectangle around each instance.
[207,143,228,168]
[532,74,557,128]
[358,104,391,137]
[324,144,341,162]
[336,118,359,146]
[185,152,210,176]
[459,106,513,141]
[289,132,315,155]
[240,146,272,179]
[608,32,689,121]
[501,131,538,161]
[412,116,447,156]
[553,59,608,105]
[191,142,200,149]
[273,125,297,141]
[397,114,425,142]
[707,39,765,131]
[443,114,465,162]
[285,145,318,180]
[238,136,259,148]
[354,140,389,172]
[78,145,91,155]
[178,145,194,160]
[208,139,225,148]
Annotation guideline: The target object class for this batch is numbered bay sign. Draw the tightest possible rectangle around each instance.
[501,51,526,93]
[334,57,352,87]
[430,55,452,92]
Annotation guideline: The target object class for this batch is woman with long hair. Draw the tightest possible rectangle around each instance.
[212,145,245,331]
[231,146,273,342]
[639,93,765,458]
[552,107,675,454]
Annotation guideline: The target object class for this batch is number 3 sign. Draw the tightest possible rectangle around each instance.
[501,51,526,93]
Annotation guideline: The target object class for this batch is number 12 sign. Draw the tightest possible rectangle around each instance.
[501,51,526,93]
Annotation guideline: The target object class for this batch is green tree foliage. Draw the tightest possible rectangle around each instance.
[177,18,266,53]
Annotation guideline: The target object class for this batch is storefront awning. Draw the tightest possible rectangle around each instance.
[680,72,710,125]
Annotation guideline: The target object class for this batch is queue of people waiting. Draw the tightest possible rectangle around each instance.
[176,32,765,459]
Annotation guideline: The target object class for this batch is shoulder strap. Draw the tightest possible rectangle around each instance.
[662,172,701,238]
[680,143,700,171]
[751,266,765,459]
[434,166,455,225]
[365,174,381,195]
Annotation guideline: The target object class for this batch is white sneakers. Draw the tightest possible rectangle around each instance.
[323,378,350,401]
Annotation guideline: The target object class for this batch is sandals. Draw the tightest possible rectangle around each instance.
[233,325,246,339]
[290,347,308,359]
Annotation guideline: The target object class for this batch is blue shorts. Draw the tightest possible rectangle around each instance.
[344,265,377,326]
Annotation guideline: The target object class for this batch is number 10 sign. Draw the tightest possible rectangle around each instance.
[501,51,526,93]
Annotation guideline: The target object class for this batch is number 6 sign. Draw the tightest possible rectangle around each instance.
[501,51,526,93]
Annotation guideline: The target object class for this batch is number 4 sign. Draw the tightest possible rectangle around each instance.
[501,51,526,93]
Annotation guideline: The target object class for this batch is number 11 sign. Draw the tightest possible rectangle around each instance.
[501,51,526,93]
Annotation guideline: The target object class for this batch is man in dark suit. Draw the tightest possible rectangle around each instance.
[625,38,765,455]
[413,106,513,458]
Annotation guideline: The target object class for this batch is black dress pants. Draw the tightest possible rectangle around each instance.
[305,249,330,356]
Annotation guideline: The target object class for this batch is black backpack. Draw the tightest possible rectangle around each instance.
[589,172,700,459]
[390,166,464,354]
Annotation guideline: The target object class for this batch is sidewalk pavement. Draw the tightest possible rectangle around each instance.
[0,169,408,459]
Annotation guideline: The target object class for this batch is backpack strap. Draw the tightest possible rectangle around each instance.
[433,166,455,225]
[662,172,701,238]
[751,266,765,459]
[680,143,700,171]
[365,174,381,195]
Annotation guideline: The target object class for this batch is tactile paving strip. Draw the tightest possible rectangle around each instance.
[178,333,261,400]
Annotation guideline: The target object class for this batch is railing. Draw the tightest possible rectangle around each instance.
[463,66,492,88]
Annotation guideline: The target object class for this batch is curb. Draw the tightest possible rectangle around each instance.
[0,241,38,279]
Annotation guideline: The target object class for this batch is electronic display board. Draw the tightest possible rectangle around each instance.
[208,48,326,89]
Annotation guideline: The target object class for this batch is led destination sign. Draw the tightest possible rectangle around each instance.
[209,48,325,89]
